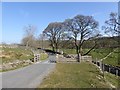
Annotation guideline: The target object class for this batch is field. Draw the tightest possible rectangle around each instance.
[38,62,111,88]
[62,49,76,54]
[90,48,119,67]
[1,47,49,63]
[1,47,34,64]
[0,47,49,72]
[57,48,119,88]
[61,48,119,67]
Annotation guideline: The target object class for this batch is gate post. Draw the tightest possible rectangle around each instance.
[34,54,37,62]
[34,54,40,62]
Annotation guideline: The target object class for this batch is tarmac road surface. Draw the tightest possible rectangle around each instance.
[2,55,56,88]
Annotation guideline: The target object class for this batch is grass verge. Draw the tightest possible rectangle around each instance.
[104,72,120,88]
[37,62,110,88]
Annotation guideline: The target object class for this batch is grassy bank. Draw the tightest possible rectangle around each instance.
[89,48,119,88]
[37,62,110,88]
[0,47,49,72]
[90,48,119,67]
[104,72,120,87]
[1,47,34,64]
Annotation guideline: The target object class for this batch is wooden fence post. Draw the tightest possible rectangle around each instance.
[102,61,104,78]
[116,69,118,76]
[100,61,102,70]
[109,66,111,73]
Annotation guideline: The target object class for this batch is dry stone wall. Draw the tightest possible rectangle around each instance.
[1,60,33,71]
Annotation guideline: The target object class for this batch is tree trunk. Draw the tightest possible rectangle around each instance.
[53,47,55,52]
[55,43,58,52]
[52,45,55,52]
[77,52,80,62]
[76,46,80,62]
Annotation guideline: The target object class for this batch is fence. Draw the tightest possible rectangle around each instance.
[92,60,120,76]
[81,56,92,61]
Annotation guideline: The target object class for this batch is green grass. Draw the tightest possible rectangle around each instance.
[61,49,76,54]
[90,48,114,60]
[60,48,119,66]
[103,52,118,66]
[89,48,119,88]
[90,48,119,67]
[0,47,34,72]
[1,47,34,64]
[104,72,120,88]
[0,47,49,72]
[40,53,48,60]
[37,62,110,88]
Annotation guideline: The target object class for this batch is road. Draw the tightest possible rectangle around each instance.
[2,55,56,88]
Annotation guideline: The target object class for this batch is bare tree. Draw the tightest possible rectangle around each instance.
[102,12,120,65]
[60,32,72,49]
[63,15,99,62]
[102,12,120,48]
[43,22,63,52]
[102,12,120,37]
[37,33,46,49]
[22,25,37,49]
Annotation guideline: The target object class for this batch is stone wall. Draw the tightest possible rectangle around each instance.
[1,60,33,71]
[56,54,92,63]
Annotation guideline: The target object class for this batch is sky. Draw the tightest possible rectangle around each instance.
[1,2,118,44]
